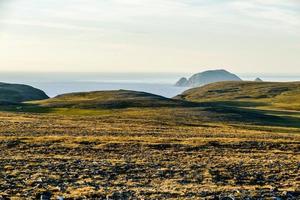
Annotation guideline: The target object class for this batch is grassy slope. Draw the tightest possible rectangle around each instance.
[0,87,296,130]
[175,81,300,111]
[31,90,195,109]
[0,83,298,130]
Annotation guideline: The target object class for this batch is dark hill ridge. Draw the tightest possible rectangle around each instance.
[0,82,48,104]
[35,90,196,109]
[175,81,300,111]
[175,69,242,87]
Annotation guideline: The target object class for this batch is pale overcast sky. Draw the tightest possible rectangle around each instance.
[0,0,299,73]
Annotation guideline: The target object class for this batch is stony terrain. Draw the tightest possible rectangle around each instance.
[0,105,299,199]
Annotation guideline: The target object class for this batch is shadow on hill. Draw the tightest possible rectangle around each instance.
[0,104,53,114]
[202,104,300,128]
[0,99,300,129]
[197,101,269,108]
[40,99,198,109]
[0,99,200,114]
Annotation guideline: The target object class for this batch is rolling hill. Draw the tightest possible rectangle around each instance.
[0,82,48,104]
[175,81,300,111]
[34,90,195,109]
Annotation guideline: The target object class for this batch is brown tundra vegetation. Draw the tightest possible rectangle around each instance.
[0,86,299,199]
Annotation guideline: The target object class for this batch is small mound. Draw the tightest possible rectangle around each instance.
[175,81,300,110]
[0,82,49,103]
[36,90,194,109]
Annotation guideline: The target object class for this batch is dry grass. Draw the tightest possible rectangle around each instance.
[0,106,299,199]
[176,81,300,111]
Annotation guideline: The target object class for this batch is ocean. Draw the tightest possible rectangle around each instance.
[0,72,299,98]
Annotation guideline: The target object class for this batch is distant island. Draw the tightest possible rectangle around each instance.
[175,69,242,87]
[255,77,263,82]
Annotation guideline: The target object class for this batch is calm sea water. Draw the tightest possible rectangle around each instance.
[0,72,299,98]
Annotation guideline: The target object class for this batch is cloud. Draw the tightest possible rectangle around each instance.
[0,19,106,32]
[0,0,299,73]
[1,0,299,34]
[230,0,300,26]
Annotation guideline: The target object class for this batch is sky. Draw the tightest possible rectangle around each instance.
[0,0,299,74]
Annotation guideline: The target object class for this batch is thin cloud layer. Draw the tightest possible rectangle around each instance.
[1,0,299,33]
[0,0,299,73]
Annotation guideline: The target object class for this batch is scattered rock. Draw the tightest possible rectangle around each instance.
[36,191,52,200]
[219,195,235,200]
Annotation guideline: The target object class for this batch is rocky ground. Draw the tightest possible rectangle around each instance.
[0,109,299,199]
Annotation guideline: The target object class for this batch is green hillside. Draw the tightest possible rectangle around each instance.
[34,90,194,109]
[175,81,300,111]
[0,86,298,129]
[0,82,48,104]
